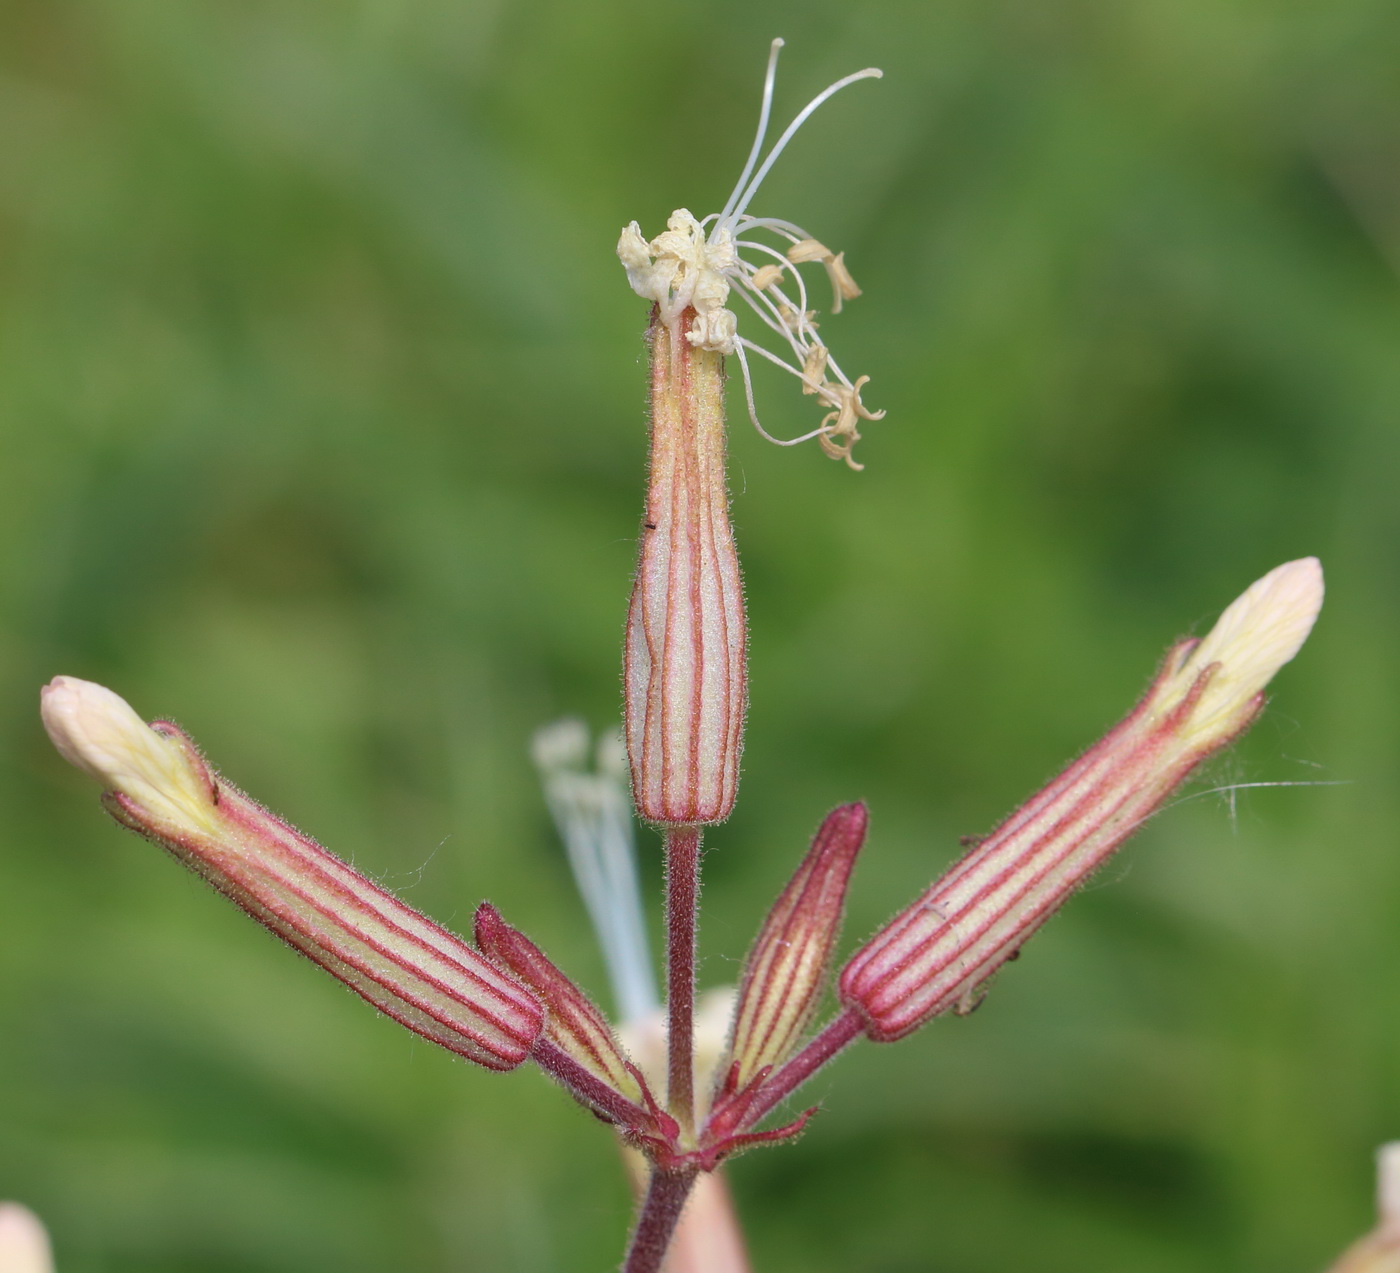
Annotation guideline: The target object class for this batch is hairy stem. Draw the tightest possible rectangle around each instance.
[665,825,702,1136]
[740,1008,862,1129]
[623,1167,700,1273]
[530,1038,655,1130]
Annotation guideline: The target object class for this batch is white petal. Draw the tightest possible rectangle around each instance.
[1174,558,1324,733]
[40,676,217,833]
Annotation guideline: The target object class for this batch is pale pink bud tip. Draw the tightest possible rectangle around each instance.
[41,676,216,833]
[1167,556,1323,737]
[42,677,544,1073]
[0,1204,54,1273]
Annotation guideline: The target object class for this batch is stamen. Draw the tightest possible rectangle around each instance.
[618,42,884,465]
[750,263,785,291]
[725,66,884,230]
[717,39,786,228]
[733,342,840,447]
[788,239,862,313]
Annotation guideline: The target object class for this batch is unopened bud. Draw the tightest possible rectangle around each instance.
[41,677,219,836]
[725,803,867,1088]
[41,677,544,1071]
[474,902,645,1109]
[624,316,746,826]
[840,558,1324,1041]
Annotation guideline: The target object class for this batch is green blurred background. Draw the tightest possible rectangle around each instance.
[2,0,1398,1269]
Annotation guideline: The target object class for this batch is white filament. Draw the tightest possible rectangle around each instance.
[719,61,884,238]
[532,720,659,1023]
[716,38,786,229]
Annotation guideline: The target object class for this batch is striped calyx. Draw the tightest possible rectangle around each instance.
[840,558,1325,1042]
[724,803,867,1088]
[624,311,746,826]
[40,677,544,1071]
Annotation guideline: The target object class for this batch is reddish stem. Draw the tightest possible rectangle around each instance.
[737,1008,862,1130]
[622,1168,699,1273]
[665,825,702,1135]
[530,1038,657,1131]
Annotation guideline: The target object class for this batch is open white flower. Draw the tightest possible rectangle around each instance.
[617,40,884,469]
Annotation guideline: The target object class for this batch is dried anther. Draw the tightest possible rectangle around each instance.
[817,374,883,471]
[785,239,862,312]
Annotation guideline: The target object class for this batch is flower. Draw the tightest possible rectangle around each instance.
[620,45,886,828]
[532,721,658,1022]
[617,39,885,471]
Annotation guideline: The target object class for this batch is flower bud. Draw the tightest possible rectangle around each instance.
[840,558,1324,1042]
[624,314,746,825]
[41,676,544,1071]
[725,803,867,1088]
[474,902,645,1107]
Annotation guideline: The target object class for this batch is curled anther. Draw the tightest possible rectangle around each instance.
[750,263,785,291]
[687,307,737,352]
[817,375,884,471]
[777,303,819,333]
[801,344,828,395]
[786,239,862,313]
[616,40,884,464]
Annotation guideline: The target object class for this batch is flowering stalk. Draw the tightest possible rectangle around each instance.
[611,48,887,1269]
[663,825,703,1138]
[840,558,1325,1040]
[40,677,545,1071]
[651,1173,751,1273]
[623,1169,700,1273]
